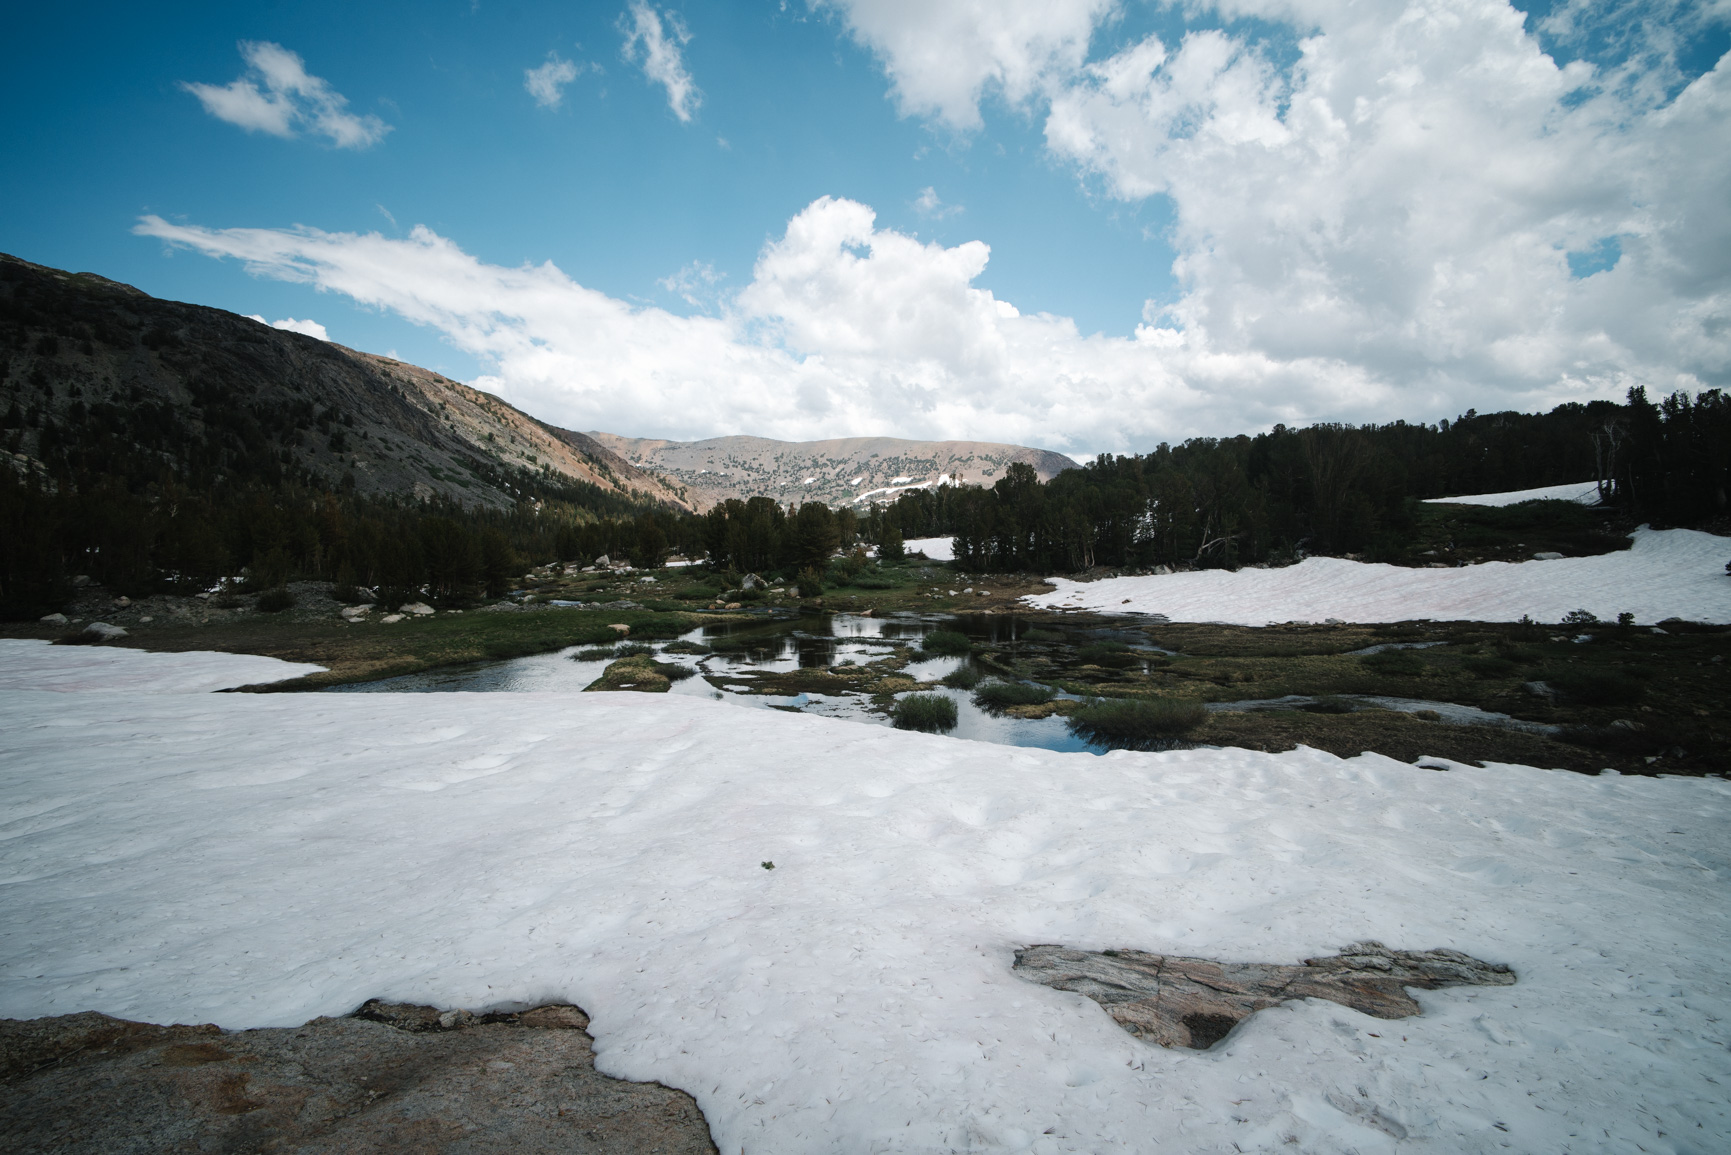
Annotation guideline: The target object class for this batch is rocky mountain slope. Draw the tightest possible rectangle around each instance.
[0,254,690,512]
[586,432,1078,509]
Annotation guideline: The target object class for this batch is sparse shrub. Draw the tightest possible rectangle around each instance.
[1557,720,1670,756]
[1362,648,1426,676]
[1067,697,1208,748]
[1414,709,1442,721]
[662,640,711,655]
[614,642,655,657]
[574,646,617,661]
[255,587,296,613]
[921,630,972,656]
[654,660,696,681]
[941,665,984,689]
[736,589,763,602]
[1077,641,1139,668]
[797,568,825,598]
[1021,628,1064,643]
[1617,612,1635,627]
[1539,666,1644,706]
[1560,608,1600,627]
[893,692,958,732]
[1464,655,1520,678]
[973,681,1054,711]
[852,575,897,589]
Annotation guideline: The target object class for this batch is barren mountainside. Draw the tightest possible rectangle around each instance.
[586,432,1079,510]
[0,253,691,512]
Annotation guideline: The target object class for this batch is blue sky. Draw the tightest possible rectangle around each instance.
[3,1,1726,453]
[3,2,1173,381]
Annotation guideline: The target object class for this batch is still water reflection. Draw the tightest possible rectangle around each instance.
[330,611,1112,755]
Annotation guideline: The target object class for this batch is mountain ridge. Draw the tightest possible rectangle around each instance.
[0,253,691,513]
[586,432,1079,510]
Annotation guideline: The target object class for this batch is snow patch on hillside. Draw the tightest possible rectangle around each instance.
[1424,481,1602,507]
[2,678,1727,1151]
[904,535,955,561]
[1027,527,1731,624]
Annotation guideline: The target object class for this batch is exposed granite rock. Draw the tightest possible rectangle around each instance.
[0,1001,716,1154]
[1015,940,1515,1049]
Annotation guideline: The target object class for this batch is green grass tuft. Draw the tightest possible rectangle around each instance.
[972,681,1055,711]
[920,630,973,656]
[940,665,984,689]
[1067,696,1208,748]
[892,692,959,732]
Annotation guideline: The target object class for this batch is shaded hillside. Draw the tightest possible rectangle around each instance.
[587,432,1076,510]
[0,254,689,512]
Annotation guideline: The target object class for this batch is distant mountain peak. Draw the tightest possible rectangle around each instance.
[585,432,1077,509]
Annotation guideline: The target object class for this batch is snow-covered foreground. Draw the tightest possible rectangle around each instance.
[1028,527,1731,625]
[3,674,1728,1152]
[1423,481,1603,507]
[0,638,324,692]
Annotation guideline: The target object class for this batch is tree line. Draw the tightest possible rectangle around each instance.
[4,388,1724,617]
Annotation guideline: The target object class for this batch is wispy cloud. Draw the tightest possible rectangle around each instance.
[914,186,962,218]
[620,1,700,122]
[247,314,329,341]
[525,52,582,109]
[658,260,725,309]
[182,41,389,149]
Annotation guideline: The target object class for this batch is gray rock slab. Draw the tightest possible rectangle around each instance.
[1015,940,1515,1050]
[0,1001,717,1154]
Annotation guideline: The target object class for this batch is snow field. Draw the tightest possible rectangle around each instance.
[2,684,1728,1152]
[0,638,325,692]
[1423,481,1603,507]
[1027,527,1731,624]
[904,536,955,561]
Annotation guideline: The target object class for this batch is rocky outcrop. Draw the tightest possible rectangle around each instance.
[0,1001,716,1153]
[1014,940,1515,1049]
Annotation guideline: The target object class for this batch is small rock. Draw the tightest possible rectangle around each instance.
[1532,551,1565,561]
[609,623,631,636]
[82,622,128,640]
[139,616,153,623]
[39,613,68,625]
[400,602,435,616]
[725,602,742,610]
[1325,617,1344,624]
[593,554,610,567]
[380,614,405,624]
[114,596,131,608]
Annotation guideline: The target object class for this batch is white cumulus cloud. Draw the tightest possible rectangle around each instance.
[621,0,701,122]
[247,314,330,341]
[182,41,389,149]
[819,0,1730,410]
[813,0,1116,130]
[136,199,1434,454]
[525,53,583,109]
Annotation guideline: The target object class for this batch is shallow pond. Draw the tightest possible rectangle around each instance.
[330,611,1127,755]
